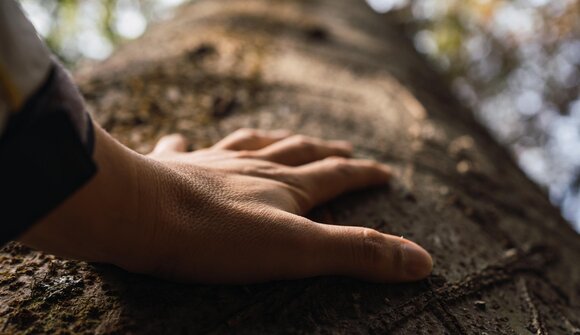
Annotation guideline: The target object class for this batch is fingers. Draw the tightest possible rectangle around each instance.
[252,135,353,166]
[302,224,433,282]
[212,128,291,151]
[213,130,353,166]
[151,134,188,154]
[292,157,392,211]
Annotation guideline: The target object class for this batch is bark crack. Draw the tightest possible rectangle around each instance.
[371,245,558,332]
[430,300,468,335]
[517,277,548,335]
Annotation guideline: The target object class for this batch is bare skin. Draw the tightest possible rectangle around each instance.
[19,124,432,284]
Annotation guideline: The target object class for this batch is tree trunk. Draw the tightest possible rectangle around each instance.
[1,0,579,333]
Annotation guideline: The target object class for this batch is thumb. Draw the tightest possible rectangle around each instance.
[307,225,433,282]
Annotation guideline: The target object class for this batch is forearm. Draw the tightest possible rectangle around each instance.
[18,123,155,268]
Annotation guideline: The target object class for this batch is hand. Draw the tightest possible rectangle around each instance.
[138,128,432,283]
[21,127,432,284]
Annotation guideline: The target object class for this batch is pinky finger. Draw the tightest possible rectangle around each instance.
[150,134,188,155]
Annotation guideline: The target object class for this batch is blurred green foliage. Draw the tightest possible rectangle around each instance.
[381,0,580,228]
[21,0,184,66]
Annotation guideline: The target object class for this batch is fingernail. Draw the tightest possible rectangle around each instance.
[402,242,432,280]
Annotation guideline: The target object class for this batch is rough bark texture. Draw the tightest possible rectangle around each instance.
[1,0,579,333]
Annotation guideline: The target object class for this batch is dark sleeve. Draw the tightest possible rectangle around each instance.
[0,61,98,245]
[0,0,98,245]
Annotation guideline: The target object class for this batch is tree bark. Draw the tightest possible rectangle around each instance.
[1,0,579,333]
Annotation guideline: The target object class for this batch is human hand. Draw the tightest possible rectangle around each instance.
[20,126,432,284]
[132,128,432,283]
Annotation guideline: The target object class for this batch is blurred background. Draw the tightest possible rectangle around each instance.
[19,0,580,231]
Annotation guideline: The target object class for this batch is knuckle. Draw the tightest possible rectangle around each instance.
[237,128,259,138]
[291,135,312,146]
[364,159,382,169]
[235,150,255,159]
[326,156,348,164]
[288,135,320,157]
[352,229,385,267]
[392,242,405,272]
[275,172,304,188]
[160,134,176,142]
[325,157,353,174]
[240,162,285,177]
[362,161,383,173]
[280,183,312,212]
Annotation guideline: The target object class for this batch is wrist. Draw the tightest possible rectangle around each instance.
[18,124,149,267]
